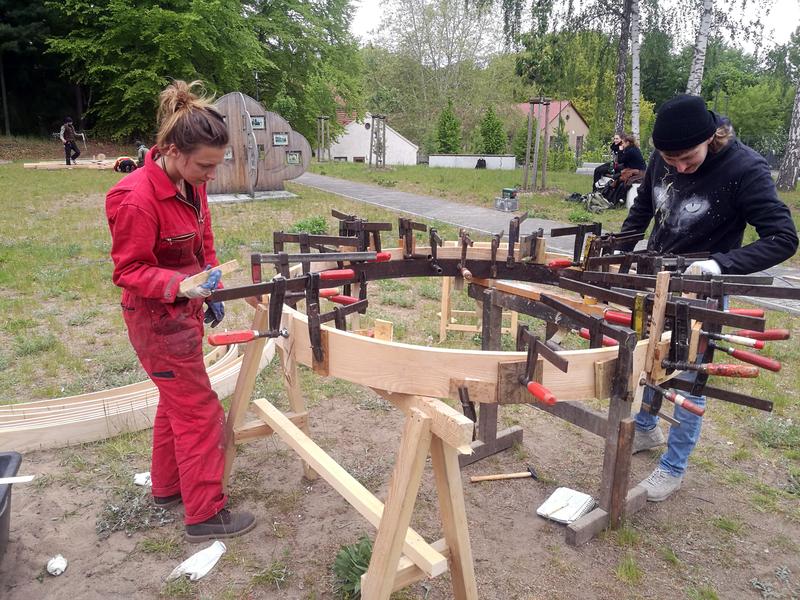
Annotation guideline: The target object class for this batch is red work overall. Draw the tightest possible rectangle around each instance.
[106,147,226,525]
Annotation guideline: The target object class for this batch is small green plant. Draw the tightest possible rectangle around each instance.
[568,208,594,223]
[614,552,643,585]
[289,215,328,235]
[332,535,373,599]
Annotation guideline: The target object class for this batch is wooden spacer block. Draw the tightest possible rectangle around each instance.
[496,360,541,405]
[593,357,617,401]
[448,377,497,404]
[374,319,394,341]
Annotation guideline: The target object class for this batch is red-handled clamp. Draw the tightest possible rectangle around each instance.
[517,327,569,406]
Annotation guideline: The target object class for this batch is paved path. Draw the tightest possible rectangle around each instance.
[294,172,800,314]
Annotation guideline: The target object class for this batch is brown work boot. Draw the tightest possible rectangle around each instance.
[184,509,256,543]
[153,493,183,510]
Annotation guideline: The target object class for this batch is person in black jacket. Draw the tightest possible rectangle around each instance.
[614,133,646,172]
[603,133,647,205]
[621,94,798,502]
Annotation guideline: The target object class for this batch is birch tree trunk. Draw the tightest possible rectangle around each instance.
[630,0,641,140]
[686,0,713,95]
[777,83,800,191]
[614,0,633,135]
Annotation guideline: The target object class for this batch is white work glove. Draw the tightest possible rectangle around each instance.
[178,267,222,299]
[685,259,721,276]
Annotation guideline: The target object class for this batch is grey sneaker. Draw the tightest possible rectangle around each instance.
[640,467,683,502]
[632,426,666,454]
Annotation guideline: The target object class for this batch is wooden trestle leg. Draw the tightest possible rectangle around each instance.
[362,408,432,599]
[460,288,522,468]
[222,303,270,493]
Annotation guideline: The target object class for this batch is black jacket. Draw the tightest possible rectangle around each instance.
[616,145,646,171]
[621,138,797,274]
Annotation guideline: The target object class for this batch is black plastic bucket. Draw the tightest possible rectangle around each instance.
[0,452,22,566]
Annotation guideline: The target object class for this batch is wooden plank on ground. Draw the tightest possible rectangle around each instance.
[251,397,447,577]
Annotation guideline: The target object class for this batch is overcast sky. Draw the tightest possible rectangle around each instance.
[349,0,799,51]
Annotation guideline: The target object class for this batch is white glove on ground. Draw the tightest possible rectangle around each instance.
[685,259,721,276]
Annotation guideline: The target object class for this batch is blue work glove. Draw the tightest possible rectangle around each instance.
[204,300,225,328]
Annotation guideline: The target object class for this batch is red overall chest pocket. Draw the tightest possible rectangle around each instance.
[156,230,199,268]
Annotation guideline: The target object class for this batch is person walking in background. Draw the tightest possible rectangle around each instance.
[59,116,81,165]
[620,94,798,502]
[135,140,149,168]
[106,80,256,542]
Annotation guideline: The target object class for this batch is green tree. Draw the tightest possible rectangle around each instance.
[47,0,269,138]
[435,99,461,153]
[478,106,507,154]
[246,0,363,144]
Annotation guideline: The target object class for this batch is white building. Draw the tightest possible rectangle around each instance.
[428,154,516,170]
[329,111,419,166]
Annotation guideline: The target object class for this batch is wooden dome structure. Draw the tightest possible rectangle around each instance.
[208,92,311,195]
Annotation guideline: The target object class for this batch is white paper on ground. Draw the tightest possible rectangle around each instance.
[167,541,227,582]
[133,472,152,486]
[0,475,35,485]
[46,554,68,576]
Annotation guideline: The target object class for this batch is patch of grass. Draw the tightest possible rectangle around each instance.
[251,554,292,590]
[614,524,640,547]
[568,208,595,223]
[160,577,194,597]
[687,586,720,600]
[67,308,100,326]
[711,516,744,534]
[229,468,268,504]
[139,534,182,558]
[614,552,643,585]
[13,332,58,357]
[755,417,800,449]
[288,215,328,234]
[660,546,680,566]
[96,486,175,539]
[264,489,303,514]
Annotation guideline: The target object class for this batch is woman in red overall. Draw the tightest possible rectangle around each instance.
[106,80,256,542]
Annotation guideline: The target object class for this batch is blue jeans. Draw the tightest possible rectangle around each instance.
[635,371,706,476]
[635,294,727,476]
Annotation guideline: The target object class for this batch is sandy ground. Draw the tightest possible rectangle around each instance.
[1,376,799,599]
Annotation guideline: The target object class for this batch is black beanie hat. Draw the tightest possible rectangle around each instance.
[652,94,717,151]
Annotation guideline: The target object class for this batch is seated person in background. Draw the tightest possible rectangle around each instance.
[113,156,138,173]
[603,133,647,204]
[592,133,622,188]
